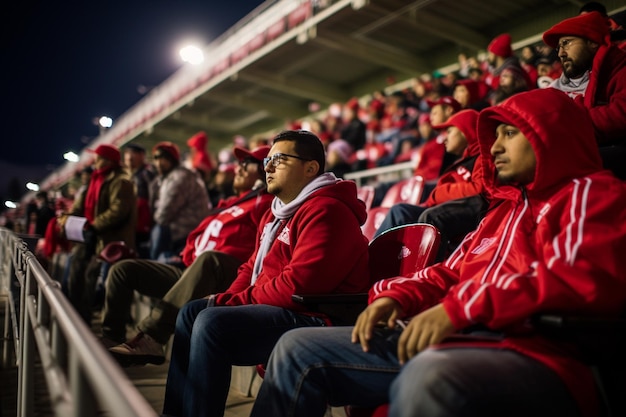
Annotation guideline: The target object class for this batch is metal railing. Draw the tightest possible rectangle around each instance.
[0,227,157,417]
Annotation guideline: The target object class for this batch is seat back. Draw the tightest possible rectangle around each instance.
[368,223,441,283]
[361,207,390,241]
[379,175,425,208]
[356,185,376,211]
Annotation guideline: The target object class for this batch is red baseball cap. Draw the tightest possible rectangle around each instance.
[426,96,462,113]
[233,145,271,163]
[153,141,180,162]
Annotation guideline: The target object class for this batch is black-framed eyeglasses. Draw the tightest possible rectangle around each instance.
[263,153,311,168]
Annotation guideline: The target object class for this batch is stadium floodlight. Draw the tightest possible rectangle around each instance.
[180,45,204,65]
[4,201,17,209]
[64,151,80,162]
[99,116,113,128]
[26,182,40,192]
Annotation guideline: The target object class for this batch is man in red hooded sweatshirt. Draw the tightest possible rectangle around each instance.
[162,130,370,417]
[250,88,626,417]
[544,11,626,178]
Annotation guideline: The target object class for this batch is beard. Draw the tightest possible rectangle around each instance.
[561,48,594,79]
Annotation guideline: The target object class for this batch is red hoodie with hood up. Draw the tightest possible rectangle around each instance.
[370,88,626,417]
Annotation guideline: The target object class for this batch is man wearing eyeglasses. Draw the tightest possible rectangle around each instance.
[162,129,370,417]
[544,11,626,179]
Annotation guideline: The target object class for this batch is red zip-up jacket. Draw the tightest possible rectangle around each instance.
[215,180,370,312]
[180,189,273,266]
[422,109,485,208]
[370,89,626,417]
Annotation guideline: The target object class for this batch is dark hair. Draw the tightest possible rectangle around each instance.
[579,1,607,16]
[272,130,326,175]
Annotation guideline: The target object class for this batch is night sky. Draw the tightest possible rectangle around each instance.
[1,0,264,199]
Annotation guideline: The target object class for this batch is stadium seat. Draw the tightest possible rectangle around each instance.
[361,207,388,241]
[380,175,424,208]
[356,185,375,211]
[292,223,441,325]
[361,176,425,241]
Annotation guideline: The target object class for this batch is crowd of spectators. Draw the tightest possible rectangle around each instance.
[1,3,625,416]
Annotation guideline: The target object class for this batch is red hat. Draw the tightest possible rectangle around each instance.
[98,241,137,264]
[87,144,120,164]
[418,113,431,125]
[192,151,213,173]
[187,131,208,150]
[346,97,360,111]
[431,109,479,144]
[153,141,180,162]
[233,145,271,162]
[542,11,610,49]
[488,33,513,58]
[426,96,462,113]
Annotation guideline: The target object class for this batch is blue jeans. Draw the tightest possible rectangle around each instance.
[162,300,327,417]
[250,327,582,417]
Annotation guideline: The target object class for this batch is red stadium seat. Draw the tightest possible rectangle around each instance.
[361,207,389,241]
[356,185,375,211]
[361,176,425,241]
[368,223,440,281]
[380,175,424,208]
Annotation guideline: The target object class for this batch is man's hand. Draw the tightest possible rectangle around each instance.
[352,297,402,352]
[397,303,455,364]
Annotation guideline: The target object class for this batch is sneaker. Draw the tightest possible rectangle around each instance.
[99,336,123,349]
[109,332,165,367]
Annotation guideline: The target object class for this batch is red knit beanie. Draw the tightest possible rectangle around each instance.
[542,11,610,49]
[488,33,513,58]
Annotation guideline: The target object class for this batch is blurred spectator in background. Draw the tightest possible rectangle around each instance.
[490,66,531,105]
[186,131,215,188]
[453,78,491,111]
[123,143,155,258]
[484,33,531,91]
[65,144,136,323]
[149,141,210,263]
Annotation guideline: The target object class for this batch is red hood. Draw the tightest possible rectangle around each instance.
[309,180,368,226]
[477,89,603,200]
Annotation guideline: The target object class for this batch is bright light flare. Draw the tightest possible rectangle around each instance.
[4,201,17,209]
[180,45,204,65]
[26,182,40,192]
[99,116,113,128]
[64,151,80,162]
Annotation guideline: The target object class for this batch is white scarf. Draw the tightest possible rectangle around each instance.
[250,172,339,284]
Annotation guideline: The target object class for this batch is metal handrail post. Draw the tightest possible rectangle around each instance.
[19,267,35,417]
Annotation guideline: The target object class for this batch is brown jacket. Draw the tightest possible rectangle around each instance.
[71,166,137,254]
